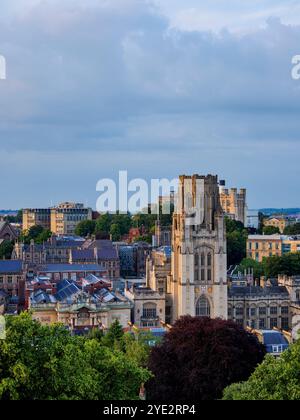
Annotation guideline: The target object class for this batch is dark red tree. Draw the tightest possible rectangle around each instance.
[147,316,266,401]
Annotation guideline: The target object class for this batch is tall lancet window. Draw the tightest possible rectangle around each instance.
[196,295,211,317]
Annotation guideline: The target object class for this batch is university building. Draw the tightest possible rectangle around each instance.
[247,234,300,262]
[219,180,247,225]
[23,202,92,235]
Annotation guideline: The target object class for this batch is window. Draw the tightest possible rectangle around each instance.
[142,303,157,319]
[207,253,212,267]
[236,307,244,317]
[249,307,256,317]
[270,306,277,315]
[281,318,289,331]
[7,276,13,284]
[196,296,211,318]
[259,319,266,329]
[259,306,267,316]
[0,277,3,284]
[236,319,244,327]
[228,307,233,317]
[270,318,278,329]
[281,306,289,315]
[296,290,300,301]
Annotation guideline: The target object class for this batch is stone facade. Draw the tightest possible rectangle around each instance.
[23,202,92,235]
[168,174,228,322]
[219,182,247,226]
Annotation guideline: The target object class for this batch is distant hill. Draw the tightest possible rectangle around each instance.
[0,210,18,216]
[259,208,300,217]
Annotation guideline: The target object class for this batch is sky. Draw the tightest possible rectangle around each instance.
[0,0,300,209]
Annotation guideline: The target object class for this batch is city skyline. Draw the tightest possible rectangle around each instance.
[1,0,300,208]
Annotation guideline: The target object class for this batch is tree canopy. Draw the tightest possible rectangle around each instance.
[225,218,248,266]
[0,240,14,260]
[20,225,52,244]
[284,223,300,235]
[263,226,280,235]
[0,313,151,400]
[223,340,300,400]
[146,316,266,401]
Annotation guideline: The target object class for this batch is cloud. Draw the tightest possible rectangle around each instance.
[0,0,299,208]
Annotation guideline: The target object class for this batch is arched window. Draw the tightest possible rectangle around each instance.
[196,296,211,317]
[194,254,199,266]
[143,303,157,319]
[296,290,300,302]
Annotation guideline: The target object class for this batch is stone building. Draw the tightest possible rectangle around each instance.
[247,234,300,262]
[0,221,18,242]
[219,181,247,226]
[0,260,24,297]
[12,236,85,264]
[23,202,92,235]
[125,284,165,328]
[228,280,291,330]
[278,275,300,340]
[29,283,132,331]
[168,174,228,322]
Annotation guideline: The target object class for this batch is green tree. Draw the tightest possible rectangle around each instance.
[225,218,248,266]
[95,213,113,238]
[237,258,264,279]
[109,223,121,241]
[262,253,300,277]
[284,223,300,235]
[263,226,280,235]
[20,225,52,244]
[111,213,132,236]
[0,313,151,400]
[0,241,14,260]
[75,220,96,237]
[102,319,125,349]
[223,340,300,400]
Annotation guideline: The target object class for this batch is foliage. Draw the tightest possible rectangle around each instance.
[223,340,300,400]
[20,226,52,245]
[146,316,266,401]
[95,213,132,240]
[263,226,280,235]
[225,218,248,266]
[0,241,14,260]
[74,220,96,237]
[4,210,22,224]
[284,223,300,235]
[0,313,151,400]
[134,235,152,244]
[262,253,300,277]
[237,258,264,279]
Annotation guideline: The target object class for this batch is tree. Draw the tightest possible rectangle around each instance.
[225,218,247,266]
[0,313,151,400]
[223,340,300,400]
[102,319,124,349]
[284,223,300,235]
[263,226,280,235]
[146,316,266,401]
[20,226,52,244]
[0,241,14,260]
[75,220,96,237]
[238,258,264,279]
[95,213,113,238]
[262,253,300,277]
[109,224,121,241]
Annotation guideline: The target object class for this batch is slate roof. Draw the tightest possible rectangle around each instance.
[0,260,23,273]
[228,286,289,298]
[38,263,106,273]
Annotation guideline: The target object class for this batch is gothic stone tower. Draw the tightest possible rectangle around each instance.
[169,174,227,322]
